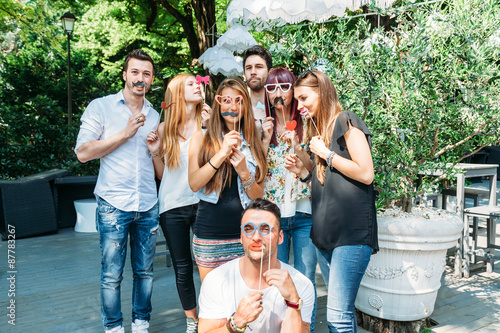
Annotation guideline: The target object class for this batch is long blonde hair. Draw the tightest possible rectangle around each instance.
[198,77,268,194]
[160,73,203,169]
[294,70,342,185]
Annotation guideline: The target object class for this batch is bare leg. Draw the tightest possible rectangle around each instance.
[198,266,215,283]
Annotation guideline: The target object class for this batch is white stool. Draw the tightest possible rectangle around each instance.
[74,198,98,233]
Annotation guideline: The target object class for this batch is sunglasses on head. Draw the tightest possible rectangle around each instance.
[264,83,292,94]
[299,68,317,79]
[241,222,273,237]
[214,95,243,106]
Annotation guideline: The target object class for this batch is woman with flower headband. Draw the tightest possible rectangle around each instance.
[146,73,211,333]
[285,70,378,333]
[262,67,318,332]
[188,77,268,282]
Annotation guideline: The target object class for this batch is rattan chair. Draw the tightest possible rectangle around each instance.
[0,169,68,239]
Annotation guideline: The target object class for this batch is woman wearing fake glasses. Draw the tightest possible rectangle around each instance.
[188,77,268,282]
[262,67,318,332]
[286,70,378,333]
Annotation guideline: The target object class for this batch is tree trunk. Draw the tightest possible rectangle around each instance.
[357,310,431,333]
[155,0,216,59]
[192,0,216,53]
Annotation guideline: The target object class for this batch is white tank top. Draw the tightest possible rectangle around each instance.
[158,137,199,214]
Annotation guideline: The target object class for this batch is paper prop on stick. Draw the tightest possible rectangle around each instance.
[156,102,175,130]
[196,75,210,85]
[196,75,210,103]
[300,108,320,136]
[286,120,297,131]
[215,95,243,134]
[241,222,273,291]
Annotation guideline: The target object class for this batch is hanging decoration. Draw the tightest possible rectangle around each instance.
[227,0,398,26]
[216,24,258,53]
[199,45,243,76]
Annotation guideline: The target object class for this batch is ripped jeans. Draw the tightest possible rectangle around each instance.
[96,197,159,330]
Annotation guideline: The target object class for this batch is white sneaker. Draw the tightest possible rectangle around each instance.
[105,326,125,333]
[186,318,198,333]
[132,319,150,333]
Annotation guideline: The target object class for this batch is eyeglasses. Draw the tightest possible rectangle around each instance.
[241,222,274,237]
[214,95,243,106]
[264,83,292,93]
[299,68,317,79]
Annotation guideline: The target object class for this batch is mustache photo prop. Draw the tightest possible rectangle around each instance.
[221,111,239,117]
[272,96,286,108]
[132,81,148,87]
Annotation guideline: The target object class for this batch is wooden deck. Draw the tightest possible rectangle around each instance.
[0,226,498,333]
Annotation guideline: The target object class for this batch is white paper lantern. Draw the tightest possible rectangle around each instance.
[216,25,258,53]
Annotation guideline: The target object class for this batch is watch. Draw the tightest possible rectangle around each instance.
[284,298,303,310]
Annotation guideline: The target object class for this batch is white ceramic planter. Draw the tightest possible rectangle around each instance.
[354,208,463,321]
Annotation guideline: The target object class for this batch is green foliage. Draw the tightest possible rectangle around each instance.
[265,0,500,211]
[0,36,120,178]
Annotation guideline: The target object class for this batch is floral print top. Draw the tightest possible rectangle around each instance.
[264,132,311,205]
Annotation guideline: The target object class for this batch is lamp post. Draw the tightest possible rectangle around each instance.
[61,12,76,126]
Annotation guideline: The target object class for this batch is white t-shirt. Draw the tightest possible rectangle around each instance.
[199,258,314,333]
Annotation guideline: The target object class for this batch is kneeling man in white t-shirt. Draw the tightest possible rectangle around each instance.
[198,198,314,333]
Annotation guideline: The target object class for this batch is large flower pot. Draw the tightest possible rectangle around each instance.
[355,208,463,321]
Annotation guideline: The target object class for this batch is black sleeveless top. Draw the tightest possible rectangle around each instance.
[310,111,379,253]
[194,168,243,239]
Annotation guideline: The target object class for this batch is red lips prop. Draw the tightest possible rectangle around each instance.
[249,242,263,251]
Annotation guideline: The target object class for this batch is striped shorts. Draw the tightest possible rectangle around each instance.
[192,235,244,268]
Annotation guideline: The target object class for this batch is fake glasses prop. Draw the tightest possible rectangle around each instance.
[215,95,243,106]
[265,83,292,94]
[241,222,273,237]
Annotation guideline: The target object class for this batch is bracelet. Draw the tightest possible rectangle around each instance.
[299,171,312,183]
[149,150,160,157]
[242,175,255,190]
[208,159,219,171]
[326,150,336,167]
[226,318,237,333]
[240,174,252,183]
[230,313,247,332]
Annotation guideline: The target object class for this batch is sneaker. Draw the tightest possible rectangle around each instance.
[105,326,124,333]
[186,317,198,333]
[132,319,149,333]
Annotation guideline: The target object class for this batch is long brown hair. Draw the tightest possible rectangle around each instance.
[294,70,342,185]
[160,73,203,169]
[198,77,268,194]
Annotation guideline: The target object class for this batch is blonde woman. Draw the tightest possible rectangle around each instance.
[286,70,378,333]
[188,77,268,282]
[146,73,210,333]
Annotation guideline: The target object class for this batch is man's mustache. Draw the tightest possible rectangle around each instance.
[272,96,286,108]
[132,81,148,87]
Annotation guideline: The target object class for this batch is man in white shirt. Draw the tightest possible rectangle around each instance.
[198,199,314,333]
[75,49,160,333]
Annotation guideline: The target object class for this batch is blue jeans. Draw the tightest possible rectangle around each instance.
[278,212,318,332]
[316,245,372,333]
[96,197,159,330]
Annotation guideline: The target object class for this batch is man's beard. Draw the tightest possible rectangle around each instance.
[248,79,264,92]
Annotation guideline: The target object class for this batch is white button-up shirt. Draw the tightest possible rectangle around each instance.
[75,90,159,212]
